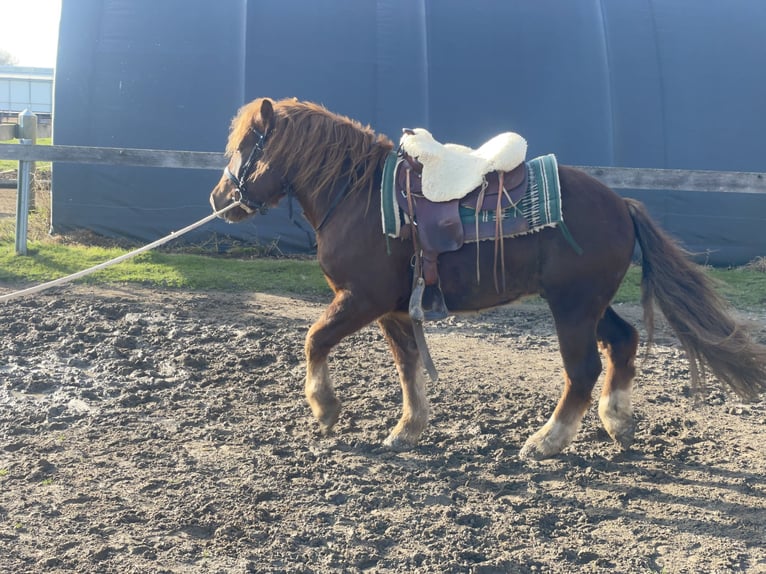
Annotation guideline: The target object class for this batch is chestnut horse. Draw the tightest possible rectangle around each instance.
[209,97,766,459]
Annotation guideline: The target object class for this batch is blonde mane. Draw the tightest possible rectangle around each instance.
[227,98,393,200]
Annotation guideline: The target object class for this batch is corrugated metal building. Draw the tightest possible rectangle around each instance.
[51,0,766,264]
[0,66,54,114]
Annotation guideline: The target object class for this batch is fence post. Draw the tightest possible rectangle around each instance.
[15,109,37,256]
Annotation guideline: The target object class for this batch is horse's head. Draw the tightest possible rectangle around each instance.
[210,98,285,222]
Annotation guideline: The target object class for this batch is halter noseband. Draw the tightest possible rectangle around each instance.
[224,128,270,214]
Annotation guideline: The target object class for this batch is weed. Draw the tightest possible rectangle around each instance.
[744,256,766,273]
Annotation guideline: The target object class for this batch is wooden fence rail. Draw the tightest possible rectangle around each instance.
[0,143,224,170]
[2,142,765,194]
[580,166,766,194]
[2,140,765,261]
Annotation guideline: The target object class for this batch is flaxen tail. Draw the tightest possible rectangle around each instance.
[625,198,766,400]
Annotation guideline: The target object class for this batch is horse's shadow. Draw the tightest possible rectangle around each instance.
[320,423,764,549]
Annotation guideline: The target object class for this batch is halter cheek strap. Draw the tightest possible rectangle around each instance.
[225,128,269,214]
[224,166,256,214]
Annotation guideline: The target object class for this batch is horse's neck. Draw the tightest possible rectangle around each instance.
[292,149,386,232]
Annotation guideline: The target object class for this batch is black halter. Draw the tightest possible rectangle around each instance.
[223,126,356,250]
[224,128,269,214]
[223,127,315,248]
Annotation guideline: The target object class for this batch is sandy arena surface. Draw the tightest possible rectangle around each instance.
[0,284,765,573]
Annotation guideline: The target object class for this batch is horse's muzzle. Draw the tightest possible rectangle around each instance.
[210,186,246,222]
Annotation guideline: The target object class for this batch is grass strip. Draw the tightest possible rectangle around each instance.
[0,242,329,295]
[1,241,765,309]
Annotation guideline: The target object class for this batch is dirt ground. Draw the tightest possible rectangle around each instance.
[0,284,764,573]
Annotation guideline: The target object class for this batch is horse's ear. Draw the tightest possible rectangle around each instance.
[258,98,276,133]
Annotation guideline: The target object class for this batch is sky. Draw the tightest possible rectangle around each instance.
[0,0,62,67]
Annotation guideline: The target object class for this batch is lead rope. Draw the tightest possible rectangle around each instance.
[0,201,242,303]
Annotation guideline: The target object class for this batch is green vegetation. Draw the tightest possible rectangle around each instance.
[0,138,52,145]
[0,242,330,296]
[612,262,766,308]
[612,265,642,304]
[708,265,766,308]
[1,190,764,307]
[0,240,765,308]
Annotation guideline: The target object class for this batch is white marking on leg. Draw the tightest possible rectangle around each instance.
[305,360,328,398]
[598,388,634,447]
[305,360,341,430]
[384,368,430,449]
[520,413,582,460]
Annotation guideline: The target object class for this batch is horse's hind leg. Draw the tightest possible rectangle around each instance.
[377,313,430,449]
[520,304,603,460]
[305,290,378,433]
[596,306,639,449]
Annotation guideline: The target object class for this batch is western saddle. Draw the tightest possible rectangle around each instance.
[395,128,529,321]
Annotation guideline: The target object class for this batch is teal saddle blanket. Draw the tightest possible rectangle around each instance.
[381,153,567,244]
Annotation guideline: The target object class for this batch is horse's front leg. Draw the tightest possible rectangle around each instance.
[377,313,430,449]
[305,289,377,433]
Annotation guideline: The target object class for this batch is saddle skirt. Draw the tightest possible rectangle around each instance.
[381,152,567,248]
[391,156,529,256]
[381,150,578,288]
[399,128,528,202]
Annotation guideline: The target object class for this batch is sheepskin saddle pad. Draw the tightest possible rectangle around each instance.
[398,128,528,202]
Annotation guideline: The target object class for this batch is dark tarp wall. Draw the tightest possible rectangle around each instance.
[53,0,766,264]
[53,0,248,243]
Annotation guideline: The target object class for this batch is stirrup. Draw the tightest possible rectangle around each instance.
[409,277,426,323]
[422,284,448,321]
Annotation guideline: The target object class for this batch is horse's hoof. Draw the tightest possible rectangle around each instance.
[519,421,576,460]
[519,441,550,461]
[611,421,636,450]
[316,403,342,434]
[382,433,415,452]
